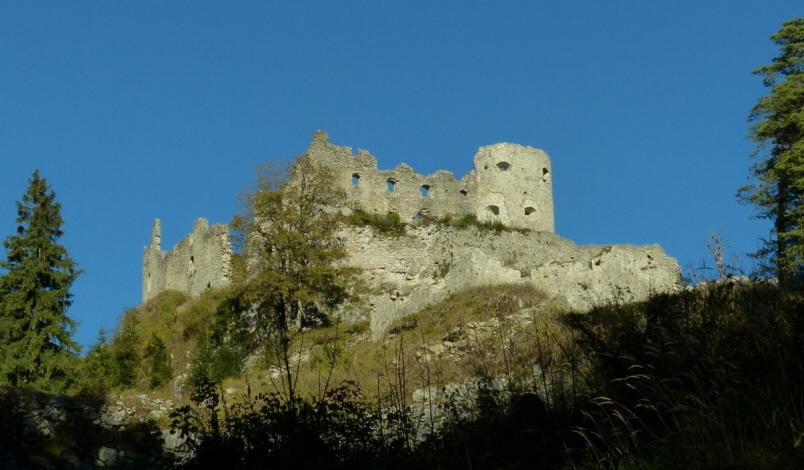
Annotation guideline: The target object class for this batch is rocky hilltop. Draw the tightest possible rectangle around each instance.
[142,132,681,332]
[339,225,679,337]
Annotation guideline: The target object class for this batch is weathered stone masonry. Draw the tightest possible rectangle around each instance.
[142,218,231,302]
[307,130,555,232]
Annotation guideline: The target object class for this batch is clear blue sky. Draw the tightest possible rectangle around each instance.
[1,1,799,349]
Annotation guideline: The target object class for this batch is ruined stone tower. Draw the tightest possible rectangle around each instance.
[472,143,554,231]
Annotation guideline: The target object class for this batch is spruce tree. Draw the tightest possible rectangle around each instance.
[0,170,81,390]
[739,18,804,282]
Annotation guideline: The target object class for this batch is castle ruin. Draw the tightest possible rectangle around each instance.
[307,130,555,232]
[142,218,232,302]
[142,132,681,335]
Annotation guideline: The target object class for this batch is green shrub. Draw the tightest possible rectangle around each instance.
[346,210,406,236]
[437,214,453,224]
[188,336,245,388]
[144,333,172,389]
[454,212,478,228]
[110,311,140,388]
[565,280,804,469]
[78,328,116,395]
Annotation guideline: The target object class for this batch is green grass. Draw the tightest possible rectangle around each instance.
[388,283,548,340]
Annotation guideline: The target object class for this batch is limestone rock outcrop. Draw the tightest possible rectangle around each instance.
[336,225,680,337]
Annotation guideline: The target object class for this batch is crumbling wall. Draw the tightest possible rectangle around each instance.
[142,218,232,302]
[305,131,554,232]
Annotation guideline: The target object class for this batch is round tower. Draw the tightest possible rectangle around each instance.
[473,143,554,232]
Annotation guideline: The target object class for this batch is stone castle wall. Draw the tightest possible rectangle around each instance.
[306,131,555,232]
[142,218,232,302]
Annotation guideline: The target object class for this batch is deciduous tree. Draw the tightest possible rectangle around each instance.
[739,18,804,282]
[0,170,81,391]
[232,155,352,399]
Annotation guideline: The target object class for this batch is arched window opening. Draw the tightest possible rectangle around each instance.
[387,179,396,192]
[497,162,511,171]
[542,168,549,182]
[459,190,467,196]
[525,207,537,216]
[486,205,500,216]
[420,185,430,197]
[352,174,360,185]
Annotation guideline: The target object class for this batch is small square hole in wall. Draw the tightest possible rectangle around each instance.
[459,190,467,196]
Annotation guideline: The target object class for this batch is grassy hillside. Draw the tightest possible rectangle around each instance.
[73,279,804,469]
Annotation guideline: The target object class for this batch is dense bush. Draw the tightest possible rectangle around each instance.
[565,280,804,469]
[346,210,407,236]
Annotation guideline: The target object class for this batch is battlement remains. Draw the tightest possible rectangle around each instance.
[306,131,555,232]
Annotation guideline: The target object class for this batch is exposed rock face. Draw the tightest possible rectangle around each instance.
[337,225,680,338]
[0,387,175,469]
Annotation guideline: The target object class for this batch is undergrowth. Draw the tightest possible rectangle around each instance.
[54,277,804,469]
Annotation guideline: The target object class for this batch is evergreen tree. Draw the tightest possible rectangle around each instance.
[739,18,804,281]
[0,170,81,390]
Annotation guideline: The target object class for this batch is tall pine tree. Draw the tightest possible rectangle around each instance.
[0,170,81,391]
[739,18,804,282]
